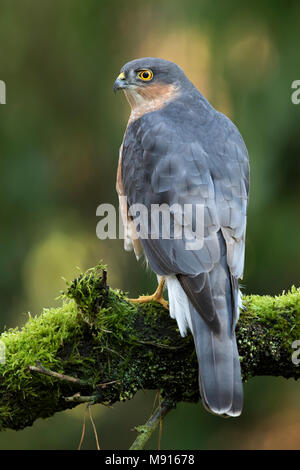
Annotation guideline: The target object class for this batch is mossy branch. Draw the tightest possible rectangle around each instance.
[129,398,174,450]
[0,263,299,435]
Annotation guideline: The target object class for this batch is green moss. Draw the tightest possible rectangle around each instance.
[241,286,300,346]
[237,286,300,381]
[0,301,78,387]
[64,262,109,324]
[0,264,299,431]
[0,300,84,430]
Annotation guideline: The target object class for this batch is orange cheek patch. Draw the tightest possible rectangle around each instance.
[138,83,178,101]
[125,83,180,123]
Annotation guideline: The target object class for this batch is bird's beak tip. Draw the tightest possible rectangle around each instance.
[113,82,118,94]
[114,72,127,94]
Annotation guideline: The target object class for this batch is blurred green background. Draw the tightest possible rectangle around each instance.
[0,0,299,450]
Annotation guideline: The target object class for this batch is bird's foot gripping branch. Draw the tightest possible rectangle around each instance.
[0,263,299,446]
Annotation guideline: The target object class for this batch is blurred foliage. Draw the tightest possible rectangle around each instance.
[0,0,299,450]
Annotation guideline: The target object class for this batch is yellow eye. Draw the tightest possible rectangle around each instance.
[138,69,153,81]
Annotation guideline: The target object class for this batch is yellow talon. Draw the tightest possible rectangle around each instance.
[128,277,169,310]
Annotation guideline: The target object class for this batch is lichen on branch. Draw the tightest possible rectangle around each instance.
[0,263,299,432]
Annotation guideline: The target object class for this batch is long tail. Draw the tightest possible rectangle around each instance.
[189,300,243,416]
[166,235,243,417]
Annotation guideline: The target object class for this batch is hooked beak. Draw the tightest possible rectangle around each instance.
[114,71,127,93]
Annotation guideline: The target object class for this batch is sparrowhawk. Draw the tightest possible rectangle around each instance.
[114,57,249,417]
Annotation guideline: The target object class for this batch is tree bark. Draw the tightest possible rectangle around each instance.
[0,264,299,432]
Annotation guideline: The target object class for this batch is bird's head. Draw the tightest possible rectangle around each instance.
[114,57,193,113]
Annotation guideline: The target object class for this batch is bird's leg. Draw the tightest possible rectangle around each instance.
[128,276,169,309]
